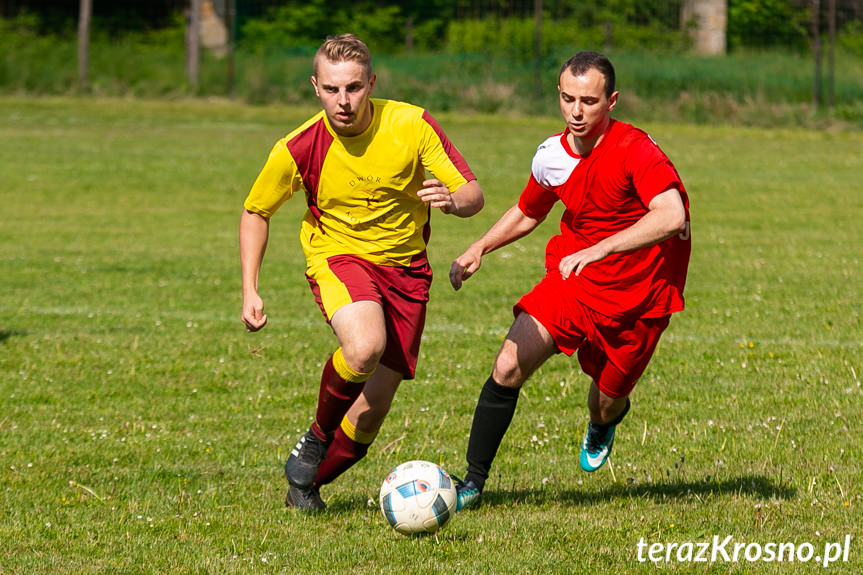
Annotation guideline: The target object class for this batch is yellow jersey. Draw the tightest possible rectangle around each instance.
[243,99,476,267]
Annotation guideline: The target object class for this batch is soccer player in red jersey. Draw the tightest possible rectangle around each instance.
[240,34,483,512]
[448,51,691,509]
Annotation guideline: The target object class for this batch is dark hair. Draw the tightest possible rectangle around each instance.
[559,51,616,98]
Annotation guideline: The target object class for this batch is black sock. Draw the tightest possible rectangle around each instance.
[464,375,520,492]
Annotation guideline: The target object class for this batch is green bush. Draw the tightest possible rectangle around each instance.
[444,16,688,58]
[602,21,690,52]
[0,13,190,96]
[410,18,447,51]
[240,0,331,54]
[727,0,810,51]
[0,12,74,93]
[838,21,863,57]
[240,1,406,55]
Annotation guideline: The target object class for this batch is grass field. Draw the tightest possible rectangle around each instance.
[0,96,860,574]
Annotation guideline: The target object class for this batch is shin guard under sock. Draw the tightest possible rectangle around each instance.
[312,348,372,441]
[464,375,520,491]
[313,415,377,486]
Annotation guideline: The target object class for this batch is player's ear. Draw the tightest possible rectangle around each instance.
[369,73,376,92]
[607,90,619,113]
[310,74,319,97]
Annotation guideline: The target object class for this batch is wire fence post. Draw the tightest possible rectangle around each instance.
[226,0,235,96]
[827,0,835,108]
[534,0,542,101]
[186,0,201,93]
[77,0,92,92]
[812,0,822,109]
[405,16,414,53]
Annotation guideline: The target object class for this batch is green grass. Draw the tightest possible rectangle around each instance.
[0,96,861,574]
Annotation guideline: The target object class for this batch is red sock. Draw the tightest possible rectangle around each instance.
[314,417,376,486]
[312,348,371,441]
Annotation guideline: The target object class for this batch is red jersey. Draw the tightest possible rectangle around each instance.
[518,120,691,319]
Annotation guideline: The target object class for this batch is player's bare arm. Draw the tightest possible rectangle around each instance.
[239,209,270,332]
[559,187,688,279]
[449,204,544,290]
[417,178,484,217]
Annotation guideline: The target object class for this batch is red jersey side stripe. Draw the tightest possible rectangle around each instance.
[286,117,333,224]
[421,111,476,182]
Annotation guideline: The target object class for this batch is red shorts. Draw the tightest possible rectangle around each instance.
[305,254,431,379]
[515,272,670,398]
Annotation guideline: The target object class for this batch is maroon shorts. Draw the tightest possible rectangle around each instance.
[306,254,432,379]
[515,272,670,398]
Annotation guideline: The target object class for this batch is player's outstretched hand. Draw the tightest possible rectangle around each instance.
[417,179,455,213]
[449,246,482,291]
[242,292,268,332]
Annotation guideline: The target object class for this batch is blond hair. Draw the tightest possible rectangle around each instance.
[313,34,372,79]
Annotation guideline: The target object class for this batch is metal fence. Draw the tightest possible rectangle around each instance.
[2,0,862,110]
[198,0,862,108]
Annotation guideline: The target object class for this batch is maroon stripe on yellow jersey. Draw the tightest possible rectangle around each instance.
[421,111,476,182]
[422,205,432,245]
[286,117,333,224]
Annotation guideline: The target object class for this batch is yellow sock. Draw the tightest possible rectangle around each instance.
[340,415,378,445]
[332,347,373,383]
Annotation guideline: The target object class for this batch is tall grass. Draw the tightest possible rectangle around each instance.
[2,14,862,126]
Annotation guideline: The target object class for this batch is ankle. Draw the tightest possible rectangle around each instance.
[310,423,332,443]
[463,474,485,492]
[590,397,631,426]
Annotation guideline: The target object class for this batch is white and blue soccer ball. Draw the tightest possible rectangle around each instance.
[379,460,457,535]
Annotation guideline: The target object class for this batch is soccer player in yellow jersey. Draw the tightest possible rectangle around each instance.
[239,34,483,512]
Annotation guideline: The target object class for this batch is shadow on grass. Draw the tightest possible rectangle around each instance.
[483,474,797,509]
[0,329,26,344]
[323,474,795,516]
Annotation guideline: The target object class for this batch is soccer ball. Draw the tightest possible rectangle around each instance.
[379,460,457,535]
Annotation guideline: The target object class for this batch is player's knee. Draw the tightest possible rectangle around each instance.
[341,339,385,373]
[491,351,524,388]
[342,346,384,373]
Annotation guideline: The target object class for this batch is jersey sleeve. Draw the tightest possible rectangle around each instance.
[627,134,684,207]
[517,173,558,220]
[242,139,303,218]
[417,110,476,192]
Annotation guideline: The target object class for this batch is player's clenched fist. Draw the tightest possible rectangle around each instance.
[242,293,267,332]
[449,247,482,291]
